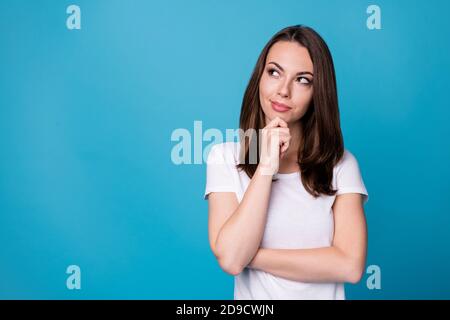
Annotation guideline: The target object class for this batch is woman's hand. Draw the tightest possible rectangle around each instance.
[258,116,291,176]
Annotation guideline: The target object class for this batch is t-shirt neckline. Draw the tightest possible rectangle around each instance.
[273,171,301,179]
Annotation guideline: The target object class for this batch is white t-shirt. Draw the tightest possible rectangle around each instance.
[203,141,369,300]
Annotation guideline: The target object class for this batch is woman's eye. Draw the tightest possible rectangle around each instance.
[297,77,311,85]
[268,68,280,77]
[267,68,311,85]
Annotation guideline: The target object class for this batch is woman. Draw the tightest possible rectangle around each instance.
[204,25,369,300]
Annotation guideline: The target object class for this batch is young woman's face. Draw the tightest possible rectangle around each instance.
[259,41,314,125]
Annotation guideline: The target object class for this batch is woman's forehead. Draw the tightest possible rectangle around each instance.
[266,41,314,73]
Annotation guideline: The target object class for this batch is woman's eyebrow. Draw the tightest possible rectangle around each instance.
[267,61,313,76]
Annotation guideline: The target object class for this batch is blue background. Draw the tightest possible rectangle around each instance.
[1,0,449,299]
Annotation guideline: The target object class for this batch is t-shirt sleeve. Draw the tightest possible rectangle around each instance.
[335,150,369,204]
[203,144,236,200]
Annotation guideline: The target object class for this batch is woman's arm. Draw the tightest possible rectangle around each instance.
[247,193,367,283]
[210,165,274,275]
[210,117,291,275]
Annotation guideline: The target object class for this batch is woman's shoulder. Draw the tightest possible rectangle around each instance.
[334,148,362,173]
[206,141,241,165]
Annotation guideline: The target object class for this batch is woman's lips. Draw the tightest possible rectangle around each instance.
[271,100,291,112]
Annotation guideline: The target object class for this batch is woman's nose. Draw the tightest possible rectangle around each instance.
[277,80,290,98]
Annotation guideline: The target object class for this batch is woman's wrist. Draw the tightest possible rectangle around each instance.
[248,248,264,269]
[256,163,277,177]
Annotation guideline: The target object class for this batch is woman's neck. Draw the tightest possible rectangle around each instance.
[286,121,302,160]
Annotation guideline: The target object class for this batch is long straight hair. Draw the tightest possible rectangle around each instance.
[236,25,344,197]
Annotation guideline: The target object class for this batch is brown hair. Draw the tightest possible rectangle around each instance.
[236,25,344,197]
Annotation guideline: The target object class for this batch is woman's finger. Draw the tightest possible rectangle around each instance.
[265,116,288,129]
